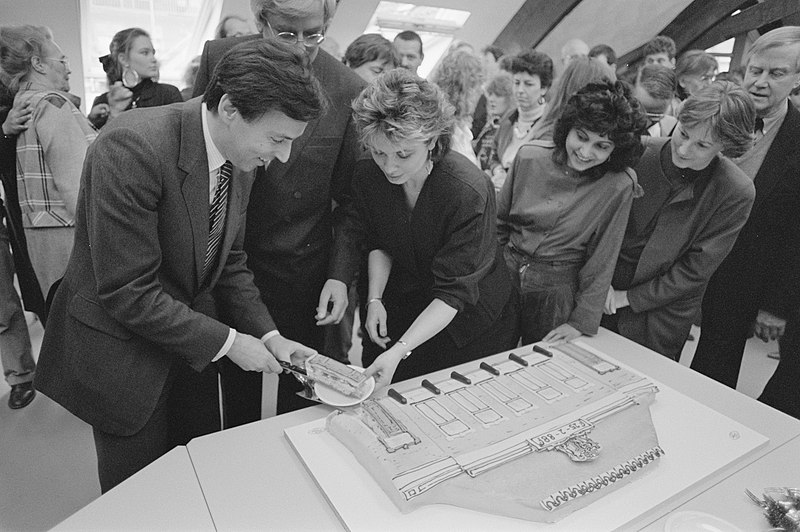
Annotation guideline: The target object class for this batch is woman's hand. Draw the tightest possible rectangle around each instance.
[542,323,582,344]
[2,98,32,136]
[603,288,630,315]
[363,348,405,390]
[365,299,390,348]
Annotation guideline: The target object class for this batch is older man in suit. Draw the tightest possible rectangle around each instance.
[34,40,325,492]
[193,0,366,419]
[691,27,800,407]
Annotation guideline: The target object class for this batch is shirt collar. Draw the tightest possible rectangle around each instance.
[760,100,789,135]
[201,102,226,174]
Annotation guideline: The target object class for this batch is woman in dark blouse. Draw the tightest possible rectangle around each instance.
[88,27,181,129]
[352,69,518,389]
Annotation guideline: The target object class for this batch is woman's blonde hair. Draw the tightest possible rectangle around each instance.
[429,49,484,120]
[352,68,455,161]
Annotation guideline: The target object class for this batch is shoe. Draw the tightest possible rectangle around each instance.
[8,382,36,409]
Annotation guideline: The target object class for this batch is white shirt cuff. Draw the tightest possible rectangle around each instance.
[212,328,237,362]
[261,330,280,343]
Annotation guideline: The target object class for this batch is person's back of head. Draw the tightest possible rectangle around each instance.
[430,49,484,120]
[637,64,676,102]
[204,39,326,123]
[561,38,589,66]
[215,14,252,39]
[643,35,677,68]
[588,43,616,68]
[544,56,613,125]
[343,33,398,70]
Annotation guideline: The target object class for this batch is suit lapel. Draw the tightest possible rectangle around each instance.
[177,99,210,288]
[753,103,800,212]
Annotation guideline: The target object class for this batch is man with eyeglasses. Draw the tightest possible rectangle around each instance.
[193,0,366,421]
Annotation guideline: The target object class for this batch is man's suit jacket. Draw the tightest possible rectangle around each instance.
[34,99,275,436]
[708,102,800,318]
[193,36,365,289]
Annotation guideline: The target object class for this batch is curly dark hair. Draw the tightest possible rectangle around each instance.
[510,50,554,89]
[552,80,647,177]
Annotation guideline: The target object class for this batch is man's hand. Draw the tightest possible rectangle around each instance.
[264,334,317,367]
[2,97,31,136]
[226,332,283,373]
[753,310,786,342]
[315,278,348,326]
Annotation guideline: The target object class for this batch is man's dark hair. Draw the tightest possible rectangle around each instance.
[394,30,423,56]
[204,39,327,122]
[643,35,677,60]
[588,43,616,65]
[637,64,676,100]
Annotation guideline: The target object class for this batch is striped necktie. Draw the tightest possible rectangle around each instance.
[201,160,231,282]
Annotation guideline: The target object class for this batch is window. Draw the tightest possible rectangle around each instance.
[365,1,471,78]
[706,38,735,75]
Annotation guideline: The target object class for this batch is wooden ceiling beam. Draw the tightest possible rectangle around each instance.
[618,0,751,66]
[492,0,582,52]
[689,0,800,50]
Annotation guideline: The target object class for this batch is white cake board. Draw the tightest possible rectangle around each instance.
[285,348,768,531]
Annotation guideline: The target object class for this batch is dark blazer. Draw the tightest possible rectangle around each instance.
[91,79,182,128]
[0,95,45,319]
[608,137,755,359]
[34,99,275,436]
[710,103,800,318]
[193,36,365,288]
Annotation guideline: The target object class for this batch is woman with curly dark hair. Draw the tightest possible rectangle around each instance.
[497,80,647,344]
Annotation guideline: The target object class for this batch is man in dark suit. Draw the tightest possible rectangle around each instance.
[691,27,800,405]
[193,0,366,419]
[34,40,324,492]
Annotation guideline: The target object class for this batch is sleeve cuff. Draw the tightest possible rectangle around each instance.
[261,330,280,343]
[212,328,237,362]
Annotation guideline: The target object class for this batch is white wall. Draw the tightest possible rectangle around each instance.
[0,0,86,107]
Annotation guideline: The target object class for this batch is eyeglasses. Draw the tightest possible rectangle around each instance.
[266,21,325,48]
[45,56,70,69]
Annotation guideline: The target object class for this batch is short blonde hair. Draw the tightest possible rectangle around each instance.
[746,26,800,71]
[678,81,755,158]
[352,68,455,161]
[250,0,337,32]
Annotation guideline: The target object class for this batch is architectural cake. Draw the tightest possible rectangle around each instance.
[326,342,663,522]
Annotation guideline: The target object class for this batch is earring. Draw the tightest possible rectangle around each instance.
[122,66,140,88]
[538,95,546,105]
[425,149,434,175]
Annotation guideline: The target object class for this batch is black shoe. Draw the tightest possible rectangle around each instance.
[9,382,36,409]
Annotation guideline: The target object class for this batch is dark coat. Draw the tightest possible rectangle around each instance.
[608,137,755,359]
[34,99,275,436]
[192,36,366,291]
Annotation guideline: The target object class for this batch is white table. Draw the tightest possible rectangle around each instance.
[52,446,215,531]
[186,328,800,531]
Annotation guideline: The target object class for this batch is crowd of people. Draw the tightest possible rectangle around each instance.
[1,0,799,493]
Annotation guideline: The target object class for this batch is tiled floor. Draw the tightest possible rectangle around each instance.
[0,319,780,531]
